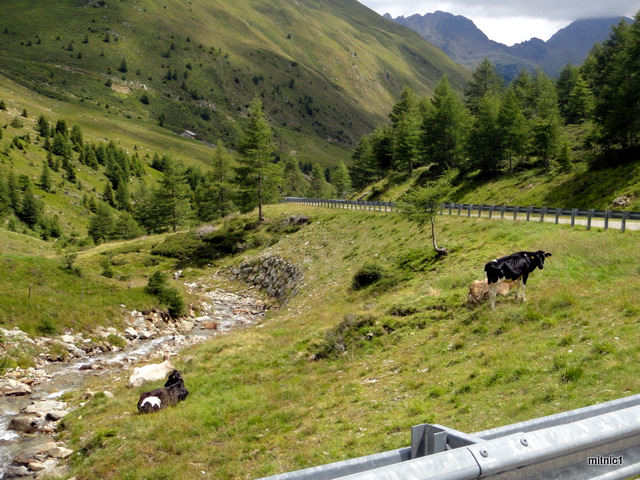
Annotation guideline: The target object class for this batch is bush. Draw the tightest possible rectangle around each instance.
[145,270,168,296]
[352,262,384,290]
[107,334,126,349]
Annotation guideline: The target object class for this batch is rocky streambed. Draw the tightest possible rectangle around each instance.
[0,283,267,479]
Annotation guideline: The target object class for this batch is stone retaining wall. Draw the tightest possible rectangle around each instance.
[229,255,302,301]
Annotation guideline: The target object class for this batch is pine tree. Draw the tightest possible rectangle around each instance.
[39,162,52,192]
[0,175,10,218]
[196,145,234,221]
[103,182,115,207]
[420,75,469,173]
[7,170,20,213]
[467,93,503,174]
[112,211,143,239]
[234,98,281,221]
[153,158,192,232]
[282,156,307,197]
[530,71,562,169]
[88,202,114,244]
[332,161,351,199]
[464,59,504,116]
[307,163,332,198]
[389,87,420,173]
[36,115,50,137]
[19,183,42,228]
[498,88,529,170]
[70,125,83,151]
[116,181,131,211]
[119,58,128,73]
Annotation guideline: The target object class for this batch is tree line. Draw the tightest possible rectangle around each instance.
[349,13,640,191]
[0,97,353,244]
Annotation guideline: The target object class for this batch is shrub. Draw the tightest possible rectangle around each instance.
[159,287,186,317]
[145,270,168,296]
[107,334,126,349]
[352,262,384,290]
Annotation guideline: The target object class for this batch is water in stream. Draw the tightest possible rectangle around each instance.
[0,287,266,478]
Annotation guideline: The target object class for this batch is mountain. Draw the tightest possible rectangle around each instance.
[387,12,631,79]
[0,0,469,158]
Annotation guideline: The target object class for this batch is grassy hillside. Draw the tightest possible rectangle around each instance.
[58,203,640,479]
[0,0,469,158]
[361,155,640,212]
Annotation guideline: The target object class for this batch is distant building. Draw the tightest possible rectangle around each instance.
[180,130,197,139]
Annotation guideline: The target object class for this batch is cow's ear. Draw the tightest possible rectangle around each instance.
[545,252,552,257]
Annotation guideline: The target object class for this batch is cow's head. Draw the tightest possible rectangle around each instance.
[534,251,552,269]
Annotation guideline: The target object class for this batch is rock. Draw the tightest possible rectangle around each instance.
[0,379,32,396]
[23,400,67,418]
[201,321,219,330]
[194,315,211,323]
[195,225,216,236]
[138,329,153,340]
[103,391,114,399]
[45,409,70,421]
[60,334,75,344]
[13,441,57,464]
[3,465,30,477]
[613,195,632,207]
[178,320,194,334]
[46,446,73,459]
[124,327,138,340]
[8,415,40,433]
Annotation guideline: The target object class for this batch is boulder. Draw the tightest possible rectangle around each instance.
[178,320,194,334]
[8,415,40,433]
[23,400,68,418]
[46,446,73,459]
[0,379,32,396]
[3,465,30,478]
[124,327,138,340]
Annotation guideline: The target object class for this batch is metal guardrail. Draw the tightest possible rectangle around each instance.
[258,393,640,480]
[283,198,640,232]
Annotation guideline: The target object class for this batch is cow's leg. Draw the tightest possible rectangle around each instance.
[520,281,526,302]
[514,279,520,300]
[488,282,498,310]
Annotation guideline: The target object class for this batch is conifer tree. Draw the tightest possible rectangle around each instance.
[234,98,281,220]
[88,202,114,244]
[420,75,469,173]
[332,161,351,199]
[464,59,504,116]
[153,158,192,232]
[39,162,52,192]
[0,176,9,218]
[19,183,42,228]
[103,182,115,207]
[36,115,50,137]
[467,93,503,174]
[282,156,307,197]
[7,170,20,213]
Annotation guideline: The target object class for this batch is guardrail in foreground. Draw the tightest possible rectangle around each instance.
[258,393,640,480]
[283,197,640,232]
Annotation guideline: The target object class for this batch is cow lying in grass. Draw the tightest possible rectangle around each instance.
[128,358,175,388]
[138,370,189,414]
[484,250,552,310]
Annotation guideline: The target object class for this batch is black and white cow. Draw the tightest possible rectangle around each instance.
[484,251,552,310]
[137,370,189,414]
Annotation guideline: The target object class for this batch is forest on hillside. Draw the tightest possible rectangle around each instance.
[349,15,640,191]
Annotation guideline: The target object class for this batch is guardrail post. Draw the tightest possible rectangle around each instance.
[587,209,594,230]
[604,210,610,230]
[501,205,506,219]
[571,208,577,227]
[468,204,472,217]
[541,207,547,223]
[457,204,462,216]
[489,205,494,219]
[622,211,629,232]
[513,206,519,221]
[526,206,532,222]
[448,203,453,215]
[478,205,482,218]
[555,208,560,224]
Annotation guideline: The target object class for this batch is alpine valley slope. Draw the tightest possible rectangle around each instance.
[0,0,469,158]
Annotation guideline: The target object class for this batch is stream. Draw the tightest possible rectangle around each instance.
[0,285,267,478]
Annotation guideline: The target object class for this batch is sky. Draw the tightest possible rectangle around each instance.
[359,0,638,45]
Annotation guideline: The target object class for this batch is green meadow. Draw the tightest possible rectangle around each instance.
[54,203,640,479]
